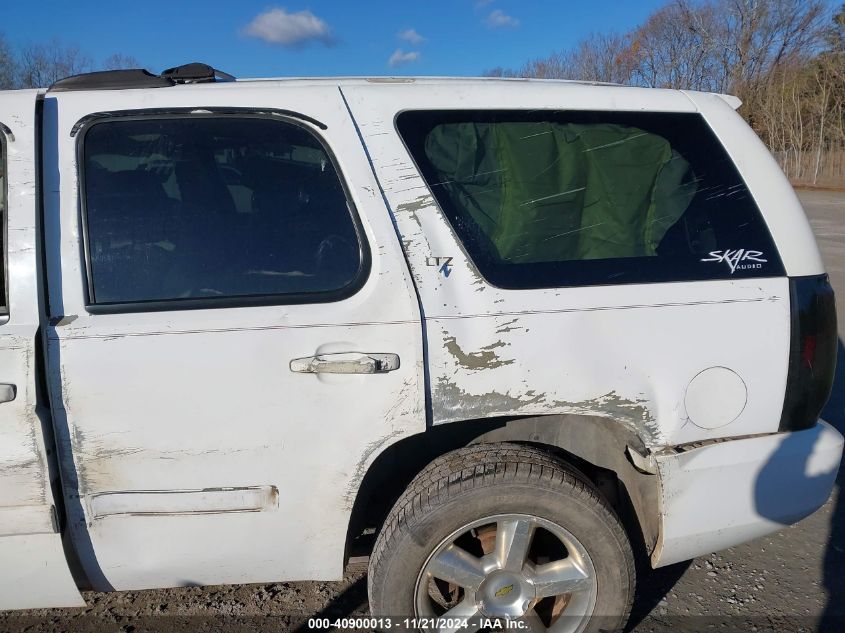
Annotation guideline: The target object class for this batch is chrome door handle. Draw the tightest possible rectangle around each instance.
[290,353,400,375]
[0,384,16,403]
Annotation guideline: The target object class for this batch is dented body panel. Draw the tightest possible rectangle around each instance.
[653,420,843,567]
[0,76,839,610]
[341,82,792,448]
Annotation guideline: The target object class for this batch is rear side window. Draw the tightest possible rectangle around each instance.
[397,110,784,288]
[81,116,366,308]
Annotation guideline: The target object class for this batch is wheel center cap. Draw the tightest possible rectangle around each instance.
[476,570,535,619]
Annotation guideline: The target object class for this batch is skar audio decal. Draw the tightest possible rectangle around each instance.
[701,249,767,274]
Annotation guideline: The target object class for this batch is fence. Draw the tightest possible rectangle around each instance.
[773,147,845,188]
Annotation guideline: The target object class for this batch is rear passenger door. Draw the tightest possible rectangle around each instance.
[42,85,424,590]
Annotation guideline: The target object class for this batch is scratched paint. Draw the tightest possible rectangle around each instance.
[433,377,661,445]
[0,90,84,605]
[341,83,795,449]
[0,80,827,607]
[42,84,427,592]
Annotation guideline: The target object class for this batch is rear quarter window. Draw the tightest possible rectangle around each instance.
[397,110,784,288]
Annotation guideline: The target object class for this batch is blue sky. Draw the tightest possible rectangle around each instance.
[5,0,670,77]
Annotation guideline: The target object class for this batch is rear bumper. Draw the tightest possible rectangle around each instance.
[652,420,844,568]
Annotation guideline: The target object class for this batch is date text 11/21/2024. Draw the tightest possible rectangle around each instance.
[307,617,530,630]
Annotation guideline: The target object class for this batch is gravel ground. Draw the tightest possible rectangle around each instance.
[1,190,844,633]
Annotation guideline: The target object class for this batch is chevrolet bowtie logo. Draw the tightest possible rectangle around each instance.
[494,584,514,598]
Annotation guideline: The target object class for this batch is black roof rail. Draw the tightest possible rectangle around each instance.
[161,63,236,83]
[48,63,235,93]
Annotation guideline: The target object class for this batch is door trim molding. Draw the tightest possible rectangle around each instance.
[0,504,57,536]
[89,486,279,519]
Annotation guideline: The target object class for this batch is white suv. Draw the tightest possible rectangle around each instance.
[0,64,841,633]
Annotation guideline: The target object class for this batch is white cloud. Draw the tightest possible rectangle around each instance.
[388,49,421,68]
[485,9,520,28]
[398,28,425,45]
[243,8,334,47]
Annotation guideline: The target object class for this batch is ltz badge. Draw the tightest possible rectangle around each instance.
[426,256,454,277]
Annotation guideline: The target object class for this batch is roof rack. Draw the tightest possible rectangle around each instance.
[48,62,235,93]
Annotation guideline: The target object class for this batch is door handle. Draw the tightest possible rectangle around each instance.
[290,353,400,375]
[0,384,16,403]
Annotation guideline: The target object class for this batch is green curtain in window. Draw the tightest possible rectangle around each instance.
[424,121,697,263]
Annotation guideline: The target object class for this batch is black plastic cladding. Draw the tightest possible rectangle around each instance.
[48,63,234,93]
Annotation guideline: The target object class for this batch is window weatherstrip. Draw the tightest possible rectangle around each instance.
[70,107,327,138]
[0,123,9,315]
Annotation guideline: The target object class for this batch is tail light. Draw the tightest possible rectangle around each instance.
[779,275,838,431]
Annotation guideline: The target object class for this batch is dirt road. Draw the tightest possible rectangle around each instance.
[2,190,844,633]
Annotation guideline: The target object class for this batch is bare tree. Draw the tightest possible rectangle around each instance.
[16,39,93,88]
[630,2,720,90]
[482,67,519,78]
[481,0,843,185]
[710,0,828,93]
[755,4,845,184]
[566,33,638,84]
[0,34,15,90]
[102,53,140,70]
[512,33,636,83]
[518,51,574,80]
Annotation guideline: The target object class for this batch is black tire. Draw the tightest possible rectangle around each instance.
[368,443,635,632]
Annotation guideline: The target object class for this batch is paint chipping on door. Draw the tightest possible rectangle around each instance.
[444,336,514,370]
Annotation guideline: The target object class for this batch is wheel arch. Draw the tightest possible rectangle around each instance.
[345,414,661,565]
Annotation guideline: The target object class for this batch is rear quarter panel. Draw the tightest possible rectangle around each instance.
[342,82,792,448]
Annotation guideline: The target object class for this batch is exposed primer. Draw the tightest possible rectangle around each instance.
[434,377,544,417]
[444,336,514,370]
[495,318,523,334]
[433,378,661,445]
[547,391,662,445]
[395,193,436,216]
